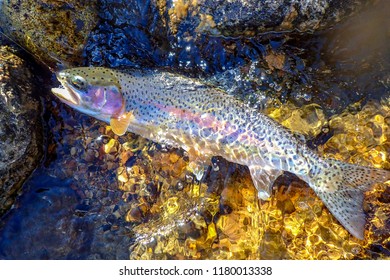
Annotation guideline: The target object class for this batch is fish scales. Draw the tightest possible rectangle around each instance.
[116,70,300,171]
[51,67,390,240]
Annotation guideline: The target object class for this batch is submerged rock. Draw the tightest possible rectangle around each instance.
[0,44,43,216]
[154,0,370,37]
[0,0,368,70]
[0,0,99,68]
[166,0,369,36]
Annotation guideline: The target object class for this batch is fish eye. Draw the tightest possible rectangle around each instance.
[70,75,87,90]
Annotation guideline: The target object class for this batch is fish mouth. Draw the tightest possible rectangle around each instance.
[51,84,79,106]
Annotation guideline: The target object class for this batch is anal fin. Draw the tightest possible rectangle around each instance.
[249,166,283,200]
[186,147,211,181]
[188,161,207,181]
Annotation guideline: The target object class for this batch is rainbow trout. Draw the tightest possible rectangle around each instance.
[52,67,389,239]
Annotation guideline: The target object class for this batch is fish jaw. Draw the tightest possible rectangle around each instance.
[51,84,80,107]
[51,70,81,107]
[51,83,112,120]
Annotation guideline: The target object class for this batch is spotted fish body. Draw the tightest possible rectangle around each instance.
[52,67,390,239]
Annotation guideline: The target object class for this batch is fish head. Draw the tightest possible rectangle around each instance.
[51,67,125,119]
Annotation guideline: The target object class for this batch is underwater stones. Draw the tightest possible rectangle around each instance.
[319,100,390,168]
[0,45,43,216]
[0,0,99,68]
[268,102,326,139]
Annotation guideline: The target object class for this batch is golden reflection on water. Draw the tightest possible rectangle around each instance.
[104,99,389,259]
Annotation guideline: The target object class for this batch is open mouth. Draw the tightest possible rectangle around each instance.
[51,84,79,105]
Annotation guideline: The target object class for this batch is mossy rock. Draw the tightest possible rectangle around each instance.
[0,0,99,68]
[0,45,43,216]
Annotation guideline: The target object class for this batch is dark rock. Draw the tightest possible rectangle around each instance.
[83,0,367,71]
[0,44,43,216]
[195,0,370,36]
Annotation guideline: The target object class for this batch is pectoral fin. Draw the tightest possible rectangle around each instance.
[248,166,283,200]
[110,111,134,136]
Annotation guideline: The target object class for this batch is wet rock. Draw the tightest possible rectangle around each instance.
[0,0,99,68]
[159,0,368,37]
[194,0,369,36]
[85,0,367,70]
[0,44,43,216]
[0,0,367,69]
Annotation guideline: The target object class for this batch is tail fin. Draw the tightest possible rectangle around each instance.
[307,159,390,239]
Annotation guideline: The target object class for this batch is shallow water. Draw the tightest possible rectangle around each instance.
[0,2,389,259]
